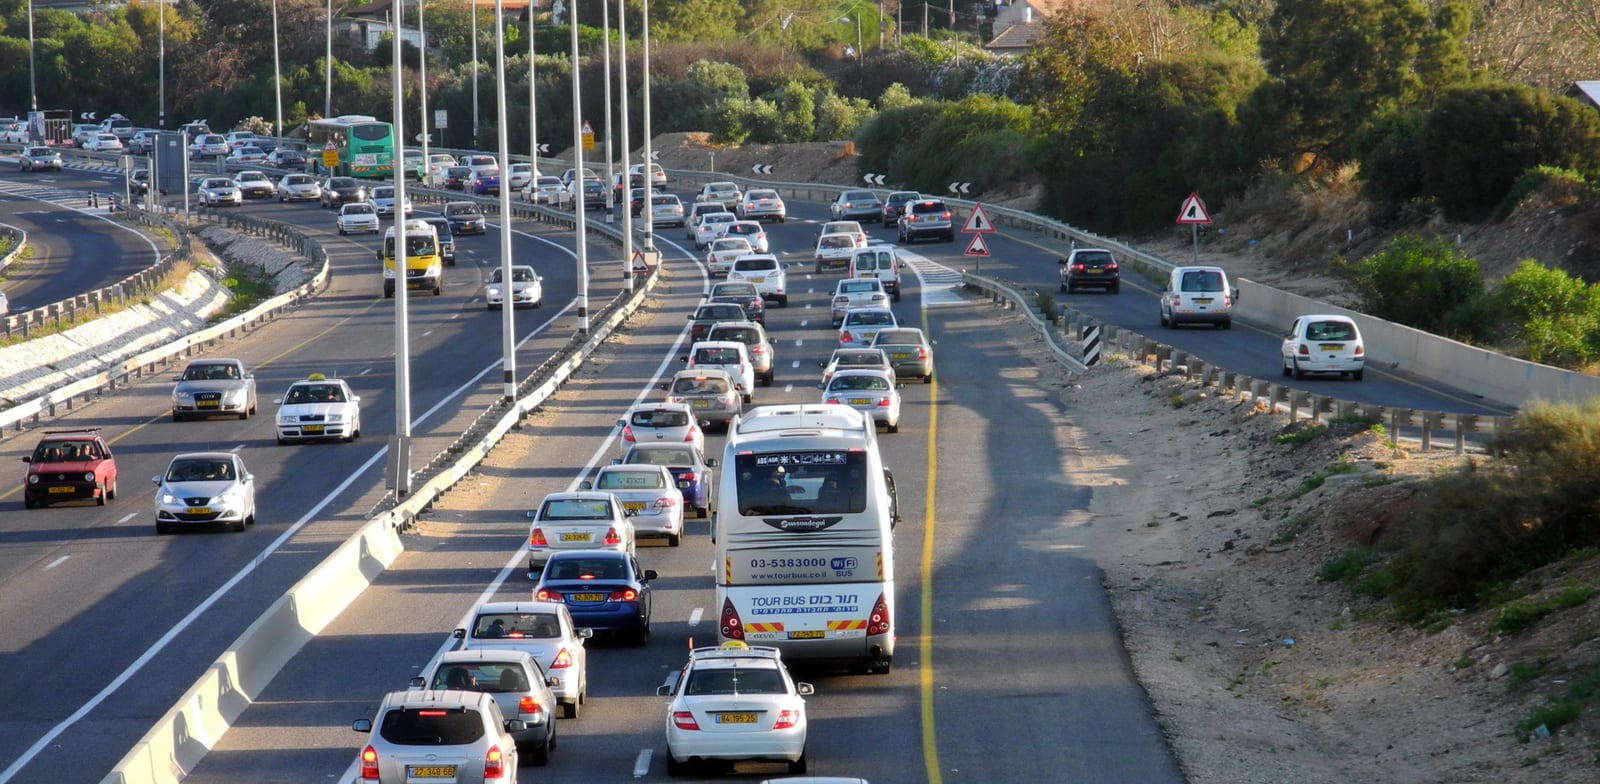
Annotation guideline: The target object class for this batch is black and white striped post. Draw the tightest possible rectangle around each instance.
[1080,323,1102,366]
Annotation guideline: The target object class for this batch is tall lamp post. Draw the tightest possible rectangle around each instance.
[470,1,479,147]
[616,0,633,291]
[418,0,431,180]
[639,0,654,253]
[326,0,334,118]
[27,1,37,113]
[157,0,165,127]
[528,7,538,169]
[494,0,516,399]
[601,0,614,218]
[570,0,589,335]
[272,1,284,138]
[388,4,414,495]
[840,15,862,61]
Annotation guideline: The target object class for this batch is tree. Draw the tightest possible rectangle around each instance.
[1338,235,1484,335]
[1492,260,1600,366]
[653,0,743,43]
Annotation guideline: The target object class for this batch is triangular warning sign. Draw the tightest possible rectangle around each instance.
[581,120,594,134]
[1176,192,1211,224]
[963,203,995,233]
[964,233,991,257]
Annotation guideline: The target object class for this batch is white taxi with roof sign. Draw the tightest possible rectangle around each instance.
[273,373,361,444]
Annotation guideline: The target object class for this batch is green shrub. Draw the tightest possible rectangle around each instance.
[1319,550,1373,583]
[1275,424,1326,447]
[1337,235,1485,336]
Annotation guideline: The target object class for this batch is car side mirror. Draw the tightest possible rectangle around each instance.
[151,475,162,485]
[660,382,670,391]
[504,719,527,732]
[623,509,637,517]
[643,569,658,581]
[579,480,594,490]
[353,719,373,733]
[796,682,815,696]
[817,360,826,368]
[352,395,361,402]
[272,398,283,405]
[816,383,825,389]
[547,676,561,687]
[679,356,688,364]
[453,628,466,639]
[409,676,426,688]
[577,628,594,639]
[656,684,674,697]
[610,458,622,465]
[1058,258,1069,266]
[1232,288,1241,302]
[375,251,383,261]
[525,510,538,519]
[616,418,626,428]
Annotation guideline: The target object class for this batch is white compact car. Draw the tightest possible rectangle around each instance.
[617,401,705,456]
[368,185,413,218]
[694,211,739,250]
[684,340,757,404]
[830,278,890,327]
[485,264,544,309]
[454,600,593,719]
[1281,314,1366,380]
[273,374,361,443]
[705,237,754,277]
[582,464,685,546]
[351,689,523,783]
[336,202,380,235]
[723,220,769,253]
[727,255,788,307]
[409,649,559,765]
[198,177,243,207]
[819,368,902,433]
[838,306,898,347]
[658,642,814,776]
[152,451,257,533]
[524,491,637,569]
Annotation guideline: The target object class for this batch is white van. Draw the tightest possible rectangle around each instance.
[849,247,902,302]
[1159,265,1237,329]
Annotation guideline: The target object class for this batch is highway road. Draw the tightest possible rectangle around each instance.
[0,164,1518,782]
[0,169,162,313]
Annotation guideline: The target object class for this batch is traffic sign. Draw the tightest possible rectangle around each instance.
[964,233,991,257]
[1176,192,1211,224]
[322,148,339,168]
[962,203,995,234]
[581,120,595,152]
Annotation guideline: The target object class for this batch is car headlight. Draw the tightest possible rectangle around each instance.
[27,475,38,485]
[174,391,194,403]
[159,492,178,504]
[278,416,295,425]
[326,414,344,423]
[83,472,95,482]
[224,390,245,403]
[488,286,502,297]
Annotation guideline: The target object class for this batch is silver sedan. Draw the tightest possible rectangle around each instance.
[819,368,902,432]
[171,358,258,420]
[152,451,257,533]
[582,464,686,546]
[869,327,934,383]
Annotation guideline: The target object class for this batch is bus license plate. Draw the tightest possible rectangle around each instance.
[408,765,456,778]
[788,630,825,640]
[559,532,592,542]
[717,713,758,724]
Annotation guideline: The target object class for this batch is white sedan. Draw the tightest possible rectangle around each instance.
[1281,314,1366,380]
[524,491,637,570]
[705,237,754,277]
[694,211,738,250]
[658,642,813,776]
[225,144,267,164]
[724,220,769,253]
[84,133,124,153]
[368,185,413,217]
[273,374,362,443]
[819,368,902,433]
[198,177,243,207]
[335,202,380,235]
[582,464,685,546]
[152,452,257,533]
[485,264,544,309]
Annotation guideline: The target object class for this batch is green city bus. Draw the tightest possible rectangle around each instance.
[307,114,395,179]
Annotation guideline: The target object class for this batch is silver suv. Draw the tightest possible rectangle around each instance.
[897,198,955,243]
[727,254,788,307]
[706,320,776,386]
[352,689,524,783]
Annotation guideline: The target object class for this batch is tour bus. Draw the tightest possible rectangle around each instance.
[307,114,395,178]
[713,404,899,674]
[380,219,442,298]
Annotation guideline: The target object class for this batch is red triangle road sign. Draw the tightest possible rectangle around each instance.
[1176,192,1211,224]
[964,233,991,257]
[963,203,995,233]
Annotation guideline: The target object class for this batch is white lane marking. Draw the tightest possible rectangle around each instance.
[231,444,246,452]
[687,607,704,627]
[359,368,373,375]
[45,556,69,570]
[422,330,434,337]
[800,320,809,328]
[115,513,137,526]
[632,749,653,778]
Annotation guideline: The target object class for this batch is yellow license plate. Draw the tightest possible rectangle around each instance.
[717,713,759,724]
[408,765,456,778]
[751,277,765,283]
[559,532,592,542]
[622,502,647,511]
[197,401,219,408]
[788,630,826,640]
[301,425,324,433]
[1194,298,1213,304]
[890,352,911,359]
[185,507,212,515]
[1319,344,1344,351]
[571,593,606,602]
[848,398,871,405]
[48,486,76,494]
[861,332,877,340]
[692,399,710,408]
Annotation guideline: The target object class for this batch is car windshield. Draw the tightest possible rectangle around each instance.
[836,351,887,367]
[33,440,99,462]
[596,470,667,490]
[697,306,745,321]
[344,204,374,215]
[1306,321,1357,341]
[847,311,895,326]
[182,363,239,380]
[165,458,234,482]
[841,281,880,294]
[474,612,562,639]
[728,225,760,236]
[672,376,731,394]
[712,285,757,297]
[631,409,690,427]
[830,375,891,392]
[694,348,743,365]
[712,239,749,252]
[711,328,758,344]
[430,663,528,694]
[1180,270,1224,291]
[373,187,394,198]
[545,556,629,581]
[875,331,920,346]
[733,260,776,272]
[284,383,345,403]
[491,268,537,283]
[684,666,787,696]
[203,179,232,188]
[286,175,312,185]
[539,498,614,520]
[820,236,855,249]
[447,204,479,216]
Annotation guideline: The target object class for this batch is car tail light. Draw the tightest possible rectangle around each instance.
[519,696,541,716]
[551,648,573,669]
[1354,344,1365,356]
[834,296,849,307]
[667,395,685,404]
[1070,262,1087,272]
[1297,345,1310,356]
[773,709,800,730]
[681,471,698,483]
[654,496,678,509]
[359,745,379,779]
[535,588,562,601]
[940,210,952,220]
[916,347,929,360]
[868,593,891,636]
[610,587,639,601]
[824,397,843,405]
[529,528,549,547]
[685,425,700,443]
[905,214,918,224]
[720,597,744,640]
[604,527,623,546]
[673,710,701,731]
[747,298,762,309]
[621,425,635,444]
[749,344,768,357]
[484,744,507,780]
[878,398,891,407]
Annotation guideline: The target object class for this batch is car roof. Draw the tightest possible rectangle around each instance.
[376,688,491,711]
[626,401,695,414]
[708,320,765,333]
[169,450,238,461]
[436,649,538,666]
[598,463,671,474]
[472,599,568,615]
[1299,314,1357,323]
[673,367,736,380]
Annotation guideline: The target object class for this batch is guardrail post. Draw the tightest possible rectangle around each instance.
[1420,412,1436,451]
[1455,414,1475,456]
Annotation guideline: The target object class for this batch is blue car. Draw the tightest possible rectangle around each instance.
[533,550,655,645]
[473,173,502,195]
[618,443,717,518]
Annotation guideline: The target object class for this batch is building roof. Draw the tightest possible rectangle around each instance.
[986,21,1047,53]
[1569,81,1600,111]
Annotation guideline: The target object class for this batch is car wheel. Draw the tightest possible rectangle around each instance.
[1281,358,1293,377]
[698,505,709,520]
[761,371,774,386]
[561,699,580,719]
[239,410,249,421]
[1292,360,1306,380]
[1159,307,1170,328]
[1219,318,1232,330]
[924,373,933,384]
[815,263,824,274]
[527,732,552,766]
[172,412,187,422]
[892,290,902,303]
[156,522,170,535]
[1110,282,1121,294]
[337,227,346,235]
[25,495,37,509]
[665,751,686,776]
[96,484,108,506]
[231,518,246,532]
[789,752,808,774]
[870,657,893,674]
[742,393,753,405]
[778,295,789,307]
[1353,369,1365,381]
[107,479,118,500]
[634,619,651,646]
[887,421,899,434]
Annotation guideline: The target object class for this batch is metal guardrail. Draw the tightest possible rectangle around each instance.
[0,223,24,273]
[960,272,1509,454]
[0,208,329,440]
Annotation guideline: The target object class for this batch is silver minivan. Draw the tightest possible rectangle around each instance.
[1159,265,1238,329]
[849,248,902,301]
[352,689,524,783]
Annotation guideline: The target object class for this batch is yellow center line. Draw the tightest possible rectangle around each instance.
[919,305,942,784]
[0,295,384,502]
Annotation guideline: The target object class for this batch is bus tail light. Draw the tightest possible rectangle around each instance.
[720,597,745,640]
[868,593,890,636]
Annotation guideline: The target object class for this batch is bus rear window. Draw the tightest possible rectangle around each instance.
[734,451,867,516]
[351,124,390,141]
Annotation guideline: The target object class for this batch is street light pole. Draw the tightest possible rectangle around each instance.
[601,0,614,220]
[272,0,284,138]
[326,0,334,118]
[639,0,654,252]
[617,0,633,291]
[418,0,431,181]
[494,0,516,399]
[528,7,538,170]
[389,3,414,496]
[27,0,37,113]
[570,0,589,335]
[471,1,479,147]
[158,0,165,127]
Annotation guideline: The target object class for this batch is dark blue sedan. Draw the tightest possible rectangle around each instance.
[473,172,502,195]
[533,551,655,645]
[618,443,717,518]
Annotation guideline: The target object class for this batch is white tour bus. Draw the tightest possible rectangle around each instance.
[713,404,899,674]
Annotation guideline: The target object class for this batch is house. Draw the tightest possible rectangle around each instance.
[1568,81,1600,112]
[983,1,1062,57]
[345,0,536,51]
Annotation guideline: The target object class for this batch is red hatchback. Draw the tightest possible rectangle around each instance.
[22,428,118,508]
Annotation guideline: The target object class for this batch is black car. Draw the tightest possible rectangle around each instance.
[270,150,308,171]
[443,165,471,191]
[686,303,748,343]
[319,177,367,208]
[1058,248,1121,294]
[419,216,457,266]
[882,190,922,227]
[706,282,766,325]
